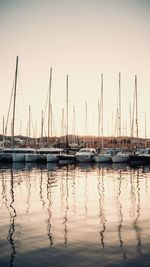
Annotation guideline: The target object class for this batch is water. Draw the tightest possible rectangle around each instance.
[0,162,150,267]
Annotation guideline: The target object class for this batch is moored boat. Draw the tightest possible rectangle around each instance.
[58,154,77,165]
[112,152,130,163]
[75,148,96,163]
[47,148,63,162]
[129,153,150,166]
[0,148,35,163]
[36,148,62,163]
[94,153,112,163]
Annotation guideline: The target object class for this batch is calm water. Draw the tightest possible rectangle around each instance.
[0,162,150,267]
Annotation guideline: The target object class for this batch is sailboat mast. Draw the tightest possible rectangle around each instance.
[48,67,52,138]
[118,72,121,137]
[85,101,87,147]
[29,105,31,139]
[135,75,138,138]
[101,73,104,149]
[11,56,19,148]
[66,75,69,151]
[2,116,5,147]
[3,116,4,136]
[145,112,147,148]
[129,102,132,137]
[98,100,100,148]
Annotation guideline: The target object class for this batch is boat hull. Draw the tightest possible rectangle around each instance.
[47,154,60,162]
[12,153,26,162]
[0,153,12,163]
[59,154,76,165]
[26,154,39,162]
[130,155,150,166]
[112,153,130,163]
[94,154,112,163]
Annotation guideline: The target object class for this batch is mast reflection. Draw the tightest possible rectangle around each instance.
[97,167,106,249]
[63,166,69,247]
[39,169,45,208]
[7,168,17,267]
[1,171,9,212]
[25,169,31,213]
[116,170,126,260]
[133,169,142,254]
[47,170,53,247]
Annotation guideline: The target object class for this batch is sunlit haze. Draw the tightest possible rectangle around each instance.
[0,0,150,138]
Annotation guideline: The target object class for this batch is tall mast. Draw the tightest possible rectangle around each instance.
[11,56,19,148]
[66,75,69,152]
[3,116,5,136]
[131,85,136,138]
[101,73,104,149]
[129,102,132,137]
[135,75,138,138]
[145,112,147,148]
[118,72,121,137]
[2,116,5,147]
[98,100,100,148]
[48,67,52,138]
[85,101,87,147]
[145,112,147,139]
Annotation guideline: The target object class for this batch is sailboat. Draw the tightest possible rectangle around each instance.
[0,57,36,163]
[93,74,112,163]
[26,68,63,163]
[129,75,150,166]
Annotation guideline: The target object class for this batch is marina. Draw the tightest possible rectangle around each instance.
[1,1,150,266]
[1,146,150,167]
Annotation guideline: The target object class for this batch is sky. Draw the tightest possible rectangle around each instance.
[0,0,150,138]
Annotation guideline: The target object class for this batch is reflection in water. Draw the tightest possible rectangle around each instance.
[97,168,106,249]
[84,170,88,218]
[0,164,150,267]
[133,169,142,254]
[40,169,45,209]
[116,170,126,260]
[72,168,76,215]
[63,167,69,247]
[1,171,9,212]
[130,169,142,254]
[25,170,31,213]
[47,170,53,247]
[7,169,17,267]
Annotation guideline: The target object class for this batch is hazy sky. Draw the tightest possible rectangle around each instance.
[0,0,150,138]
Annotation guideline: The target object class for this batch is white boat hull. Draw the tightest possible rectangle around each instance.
[94,154,112,163]
[47,154,60,162]
[75,155,94,163]
[25,153,39,162]
[12,153,26,162]
[75,148,96,163]
[112,153,130,163]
